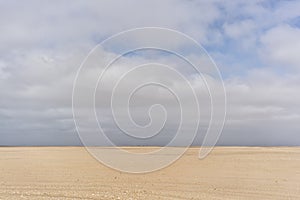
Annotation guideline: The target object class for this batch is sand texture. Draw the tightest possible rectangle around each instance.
[0,147,299,199]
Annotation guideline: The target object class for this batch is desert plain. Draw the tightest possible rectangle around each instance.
[0,147,299,199]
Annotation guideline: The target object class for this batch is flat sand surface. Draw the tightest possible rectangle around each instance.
[0,147,299,199]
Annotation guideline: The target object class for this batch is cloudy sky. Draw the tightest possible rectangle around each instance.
[0,0,300,146]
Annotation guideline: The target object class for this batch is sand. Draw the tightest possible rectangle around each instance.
[0,147,299,199]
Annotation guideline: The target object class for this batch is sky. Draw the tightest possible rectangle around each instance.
[0,0,300,146]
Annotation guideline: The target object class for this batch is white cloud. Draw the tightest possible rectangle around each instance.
[223,20,256,39]
[0,0,300,145]
[260,24,300,69]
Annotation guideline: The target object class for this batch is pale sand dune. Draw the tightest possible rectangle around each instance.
[0,147,299,199]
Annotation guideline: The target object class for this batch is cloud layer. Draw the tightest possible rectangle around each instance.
[0,0,299,146]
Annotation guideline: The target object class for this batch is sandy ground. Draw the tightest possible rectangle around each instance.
[0,147,299,200]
